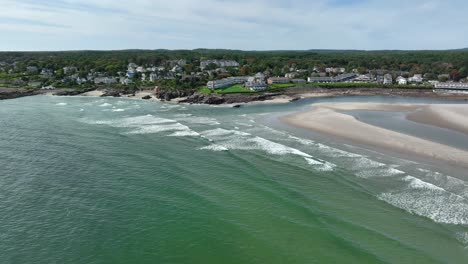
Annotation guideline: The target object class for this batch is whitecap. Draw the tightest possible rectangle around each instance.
[356,167,405,179]
[56,102,67,106]
[288,135,315,145]
[126,123,190,135]
[304,158,336,172]
[377,191,468,225]
[99,103,112,107]
[200,145,229,151]
[168,130,200,137]
[403,176,445,191]
[248,137,312,158]
[201,128,251,138]
[112,109,125,112]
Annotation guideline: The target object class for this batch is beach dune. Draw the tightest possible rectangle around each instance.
[282,102,468,167]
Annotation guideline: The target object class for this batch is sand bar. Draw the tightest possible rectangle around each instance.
[281,102,468,167]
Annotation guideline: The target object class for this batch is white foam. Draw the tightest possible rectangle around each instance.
[56,102,67,106]
[350,157,386,170]
[356,167,405,179]
[200,145,229,151]
[174,114,193,117]
[403,176,445,191]
[304,158,336,172]
[79,109,84,112]
[248,137,312,158]
[316,143,363,158]
[127,123,190,135]
[117,115,176,127]
[168,130,200,137]
[112,109,125,112]
[288,135,315,145]
[201,128,251,137]
[99,103,112,107]
[176,116,220,126]
[377,191,468,225]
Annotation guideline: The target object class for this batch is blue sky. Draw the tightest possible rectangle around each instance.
[0,0,467,51]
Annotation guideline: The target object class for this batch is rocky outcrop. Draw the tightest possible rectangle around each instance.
[180,93,281,105]
[142,95,152,100]
[0,88,42,100]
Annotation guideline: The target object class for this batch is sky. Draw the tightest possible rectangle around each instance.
[0,0,467,51]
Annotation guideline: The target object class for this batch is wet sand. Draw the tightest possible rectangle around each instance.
[281,102,468,168]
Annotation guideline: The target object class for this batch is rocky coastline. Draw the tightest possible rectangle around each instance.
[2,86,468,104]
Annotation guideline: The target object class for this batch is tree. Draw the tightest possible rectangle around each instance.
[451,69,461,81]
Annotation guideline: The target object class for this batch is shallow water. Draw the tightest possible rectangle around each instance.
[1,95,467,263]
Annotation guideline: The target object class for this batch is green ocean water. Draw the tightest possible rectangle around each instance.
[1,95,467,264]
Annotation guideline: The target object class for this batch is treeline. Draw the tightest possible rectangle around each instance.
[1,49,468,78]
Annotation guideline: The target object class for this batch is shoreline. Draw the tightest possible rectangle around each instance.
[281,102,468,168]
[3,86,468,105]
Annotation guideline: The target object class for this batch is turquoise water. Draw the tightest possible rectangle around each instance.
[1,95,467,263]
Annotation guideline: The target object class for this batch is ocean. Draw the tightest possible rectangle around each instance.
[1,95,467,263]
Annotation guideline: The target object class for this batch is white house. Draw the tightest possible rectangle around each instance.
[408,74,423,84]
[396,76,407,85]
[136,66,146,73]
[206,76,249,90]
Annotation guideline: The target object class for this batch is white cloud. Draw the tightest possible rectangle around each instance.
[0,0,467,50]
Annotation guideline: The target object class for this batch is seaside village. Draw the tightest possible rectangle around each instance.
[1,59,468,92]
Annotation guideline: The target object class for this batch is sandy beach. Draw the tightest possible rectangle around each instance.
[281,102,468,167]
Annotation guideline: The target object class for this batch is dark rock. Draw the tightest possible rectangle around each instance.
[232,104,242,108]
[289,97,301,102]
[100,90,121,97]
[142,95,152,100]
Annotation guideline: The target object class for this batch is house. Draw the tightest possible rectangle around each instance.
[41,68,54,78]
[120,78,134,85]
[171,65,183,73]
[41,85,55,90]
[396,76,407,85]
[63,66,78,74]
[325,67,346,74]
[149,73,160,82]
[128,63,138,69]
[285,72,299,79]
[376,75,385,84]
[207,76,249,90]
[127,70,135,78]
[136,66,146,73]
[26,66,38,73]
[246,82,268,91]
[435,82,468,90]
[94,77,117,85]
[383,74,393,85]
[267,77,290,85]
[353,74,372,82]
[255,72,265,81]
[246,73,268,91]
[200,60,240,69]
[308,73,357,83]
[408,74,423,84]
[77,77,87,85]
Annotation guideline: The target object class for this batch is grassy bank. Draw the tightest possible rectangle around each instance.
[307,82,433,89]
